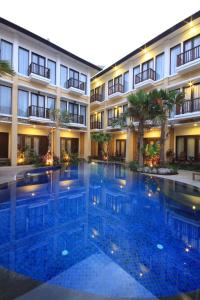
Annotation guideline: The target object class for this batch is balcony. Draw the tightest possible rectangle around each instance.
[176,98,200,116]
[134,68,156,89]
[108,84,124,99]
[176,45,200,74]
[67,78,85,95]
[90,94,103,105]
[90,121,103,130]
[28,105,50,123]
[28,62,51,85]
[67,113,85,127]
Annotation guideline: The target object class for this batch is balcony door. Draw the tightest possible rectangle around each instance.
[142,59,154,81]
[61,138,79,154]
[184,35,200,63]
[32,53,45,67]
[31,94,45,118]
[0,132,8,158]
[176,135,200,161]
[116,139,126,158]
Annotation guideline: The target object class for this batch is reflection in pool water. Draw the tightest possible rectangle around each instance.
[0,163,200,298]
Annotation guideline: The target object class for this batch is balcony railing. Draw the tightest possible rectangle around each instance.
[135,68,156,84]
[67,78,85,91]
[90,94,103,103]
[28,105,50,119]
[28,62,50,78]
[108,83,124,95]
[69,113,84,124]
[176,98,200,115]
[90,121,103,129]
[177,45,200,67]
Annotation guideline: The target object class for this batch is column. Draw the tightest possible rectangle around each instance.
[53,88,61,159]
[125,129,134,163]
[11,78,18,166]
[84,104,91,159]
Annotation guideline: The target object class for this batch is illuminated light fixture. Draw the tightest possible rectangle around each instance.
[185,247,190,253]
[31,193,35,196]
[91,162,95,165]
[194,123,198,127]
[139,272,143,277]
[62,249,69,256]
[157,187,160,192]
[33,125,36,128]
[67,186,70,190]
[189,20,193,27]
[120,185,123,189]
[192,205,196,210]
[111,250,114,254]
[91,234,95,238]
[188,81,193,87]
[148,192,152,197]
[157,244,164,250]
[143,47,147,54]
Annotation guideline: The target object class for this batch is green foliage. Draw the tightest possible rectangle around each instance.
[91,132,112,143]
[129,160,139,171]
[0,60,15,76]
[144,143,159,158]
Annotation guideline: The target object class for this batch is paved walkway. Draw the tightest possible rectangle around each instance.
[0,165,34,184]
[147,170,200,189]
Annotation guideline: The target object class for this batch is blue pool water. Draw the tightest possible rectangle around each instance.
[0,163,200,299]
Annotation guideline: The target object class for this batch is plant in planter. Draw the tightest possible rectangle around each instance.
[91,132,112,161]
[166,149,174,163]
[144,143,160,167]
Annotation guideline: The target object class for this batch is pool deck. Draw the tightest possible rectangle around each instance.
[144,169,200,189]
[0,165,199,189]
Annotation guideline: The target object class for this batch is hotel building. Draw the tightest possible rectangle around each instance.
[0,17,101,166]
[0,10,200,166]
[91,11,200,163]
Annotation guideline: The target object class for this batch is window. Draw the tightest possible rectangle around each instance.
[47,97,55,110]
[69,69,79,80]
[18,47,29,75]
[48,60,56,85]
[114,75,122,85]
[80,105,86,125]
[80,73,87,94]
[156,53,164,80]
[0,85,12,115]
[60,65,68,88]
[1,40,12,65]
[69,102,78,115]
[184,35,200,51]
[123,104,128,113]
[170,44,181,75]
[133,66,140,88]
[61,100,67,112]
[142,59,154,72]
[31,93,45,107]
[18,90,29,117]
[123,71,129,92]
[32,53,45,66]
[108,79,113,95]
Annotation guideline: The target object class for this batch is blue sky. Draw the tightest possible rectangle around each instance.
[1,0,200,67]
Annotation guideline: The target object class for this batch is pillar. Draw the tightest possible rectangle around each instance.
[125,129,134,163]
[11,79,18,166]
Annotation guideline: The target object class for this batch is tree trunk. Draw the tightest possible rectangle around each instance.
[138,121,144,168]
[160,116,168,166]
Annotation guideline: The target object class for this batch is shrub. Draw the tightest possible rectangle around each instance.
[129,160,139,171]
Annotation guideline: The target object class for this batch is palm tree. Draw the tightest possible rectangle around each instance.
[149,89,184,165]
[0,60,15,76]
[91,132,112,161]
[127,90,159,168]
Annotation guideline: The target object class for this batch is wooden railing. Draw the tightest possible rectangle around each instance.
[108,83,124,95]
[177,45,200,67]
[90,94,103,103]
[176,98,200,115]
[135,68,156,84]
[28,62,50,78]
[90,121,103,129]
[67,78,85,91]
[28,105,50,119]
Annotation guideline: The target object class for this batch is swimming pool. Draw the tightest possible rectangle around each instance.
[0,163,200,299]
